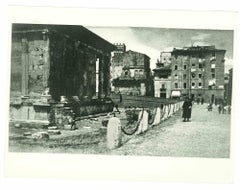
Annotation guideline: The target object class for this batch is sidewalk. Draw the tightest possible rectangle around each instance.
[110,103,231,158]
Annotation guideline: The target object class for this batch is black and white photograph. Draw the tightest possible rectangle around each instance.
[9,23,233,158]
[2,4,239,187]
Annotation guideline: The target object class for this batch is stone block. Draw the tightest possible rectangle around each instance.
[107,117,122,149]
[31,132,49,140]
[48,130,61,135]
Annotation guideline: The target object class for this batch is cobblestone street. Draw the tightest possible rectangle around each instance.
[110,103,231,158]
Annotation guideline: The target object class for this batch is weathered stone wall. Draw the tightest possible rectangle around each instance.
[111,50,153,96]
[11,31,49,98]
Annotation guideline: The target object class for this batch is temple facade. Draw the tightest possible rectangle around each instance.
[10,23,116,124]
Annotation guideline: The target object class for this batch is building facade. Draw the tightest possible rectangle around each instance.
[10,23,116,123]
[153,52,172,98]
[170,46,226,103]
[224,68,233,105]
[111,44,154,96]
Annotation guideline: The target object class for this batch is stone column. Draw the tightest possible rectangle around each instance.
[98,56,104,99]
[103,55,111,97]
[42,31,50,89]
[21,38,29,95]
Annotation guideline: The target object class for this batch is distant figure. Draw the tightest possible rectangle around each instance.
[197,97,200,105]
[182,97,192,122]
[228,105,231,114]
[119,91,122,103]
[218,104,222,114]
[222,105,227,114]
[201,98,204,105]
[207,103,213,111]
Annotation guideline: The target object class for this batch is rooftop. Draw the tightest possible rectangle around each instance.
[172,45,226,54]
[12,23,116,52]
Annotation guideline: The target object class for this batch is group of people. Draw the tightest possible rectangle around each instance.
[196,97,205,105]
[218,104,231,114]
[181,96,231,122]
[207,100,231,114]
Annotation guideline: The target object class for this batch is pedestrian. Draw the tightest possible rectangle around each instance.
[201,97,204,105]
[182,97,192,122]
[197,97,200,105]
[207,103,213,111]
[228,105,231,114]
[218,104,222,114]
[119,91,122,103]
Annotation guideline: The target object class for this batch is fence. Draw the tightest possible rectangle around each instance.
[107,101,183,149]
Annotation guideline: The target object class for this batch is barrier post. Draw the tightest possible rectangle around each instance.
[152,107,161,126]
[107,116,122,149]
[137,110,148,134]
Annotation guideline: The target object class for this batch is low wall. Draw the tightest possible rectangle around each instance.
[9,102,113,125]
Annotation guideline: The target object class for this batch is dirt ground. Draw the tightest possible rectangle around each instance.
[9,103,231,158]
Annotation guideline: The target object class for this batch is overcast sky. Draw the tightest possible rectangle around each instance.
[86,27,234,73]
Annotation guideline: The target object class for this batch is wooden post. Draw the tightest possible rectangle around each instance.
[107,116,122,149]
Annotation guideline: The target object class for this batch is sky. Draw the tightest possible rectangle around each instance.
[86,27,234,73]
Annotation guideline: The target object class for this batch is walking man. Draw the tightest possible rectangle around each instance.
[182,97,193,122]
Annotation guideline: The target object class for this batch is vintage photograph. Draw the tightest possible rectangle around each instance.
[9,23,233,158]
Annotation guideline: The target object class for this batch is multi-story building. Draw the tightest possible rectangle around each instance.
[224,68,233,105]
[170,45,226,103]
[111,44,154,96]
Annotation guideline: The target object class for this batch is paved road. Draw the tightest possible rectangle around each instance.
[110,103,231,158]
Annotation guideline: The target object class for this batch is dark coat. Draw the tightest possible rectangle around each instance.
[182,100,192,119]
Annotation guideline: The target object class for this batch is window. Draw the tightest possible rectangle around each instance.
[191,72,196,78]
[199,74,202,78]
[125,70,129,76]
[183,65,187,70]
[183,83,187,89]
[175,65,178,70]
[211,68,215,72]
[212,51,216,57]
[174,74,178,78]
[174,83,178,89]
[192,82,196,88]
[183,74,187,79]
[211,64,215,68]
[199,63,203,69]
[212,73,215,78]
[161,84,165,89]
[134,70,139,77]
[192,63,196,67]
[198,83,202,87]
